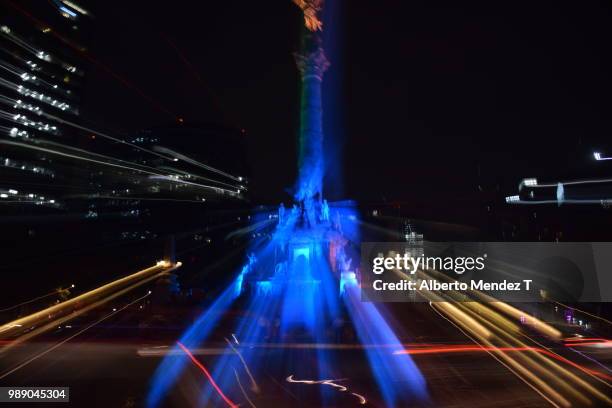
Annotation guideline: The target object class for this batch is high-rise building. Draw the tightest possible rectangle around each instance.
[0,2,251,308]
[90,122,250,242]
[0,0,92,210]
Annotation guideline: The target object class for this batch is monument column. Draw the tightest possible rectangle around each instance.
[294,45,329,201]
[293,0,328,202]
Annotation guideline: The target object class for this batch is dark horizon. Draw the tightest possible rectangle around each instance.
[79,0,612,208]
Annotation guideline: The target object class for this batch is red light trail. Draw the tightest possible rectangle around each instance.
[176,341,238,408]
[394,344,612,382]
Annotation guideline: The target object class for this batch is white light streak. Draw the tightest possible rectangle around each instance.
[60,0,91,16]
[153,146,242,182]
[0,140,241,197]
[594,152,612,161]
[285,375,366,404]
[39,111,179,162]
[520,178,538,189]
[506,195,520,203]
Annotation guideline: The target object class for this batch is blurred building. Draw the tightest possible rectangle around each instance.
[131,123,248,177]
[0,3,251,305]
[82,122,250,240]
[486,147,612,241]
[0,0,92,210]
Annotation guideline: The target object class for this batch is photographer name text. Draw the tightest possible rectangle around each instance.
[372,279,533,292]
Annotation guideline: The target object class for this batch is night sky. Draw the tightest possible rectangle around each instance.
[83,0,612,208]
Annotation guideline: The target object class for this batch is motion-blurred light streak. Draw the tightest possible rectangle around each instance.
[176,341,238,408]
[286,375,369,404]
[429,302,571,408]
[157,165,242,191]
[146,281,239,408]
[0,139,239,197]
[429,296,612,406]
[447,301,598,405]
[0,285,73,313]
[343,283,427,406]
[0,261,179,345]
[152,146,243,182]
[0,291,152,380]
[393,345,612,381]
[38,111,178,162]
[147,2,428,406]
[225,337,259,393]
[233,368,257,408]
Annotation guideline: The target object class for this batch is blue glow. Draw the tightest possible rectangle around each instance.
[59,5,77,17]
[557,182,565,206]
[344,282,427,405]
[148,204,427,407]
[255,280,273,296]
[339,271,356,295]
[147,2,427,403]
[146,281,239,408]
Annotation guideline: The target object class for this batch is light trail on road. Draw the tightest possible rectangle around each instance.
[286,375,368,405]
[425,298,612,407]
[0,284,73,313]
[0,261,180,347]
[393,345,612,382]
[0,291,152,380]
[176,341,238,408]
[379,260,612,407]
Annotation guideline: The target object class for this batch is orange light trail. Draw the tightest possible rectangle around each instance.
[176,341,238,408]
[566,342,612,347]
[564,338,612,347]
[564,338,611,344]
[394,345,612,382]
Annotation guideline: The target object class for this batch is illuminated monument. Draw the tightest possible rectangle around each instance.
[147,2,427,406]
[293,0,328,203]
